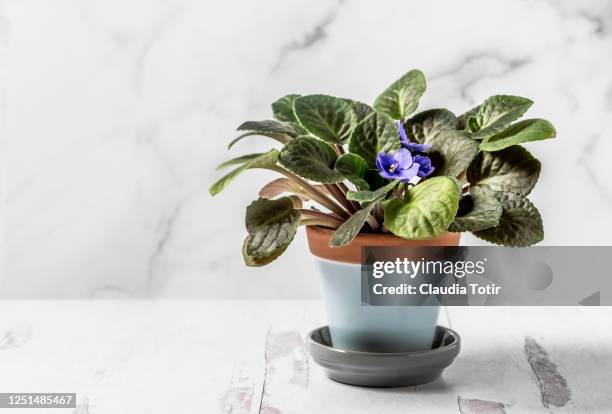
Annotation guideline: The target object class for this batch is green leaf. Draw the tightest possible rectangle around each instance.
[272,94,301,122]
[229,120,305,149]
[279,136,344,183]
[348,111,400,166]
[344,99,374,121]
[404,109,458,141]
[242,237,289,266]
[346,179,398,203]
[334,153,370,189]
[472,191,543,246]
[293,95,357,144]
[209,149,279,195]
[228,133,284,150]
[467,145,541,196]
[427,130,479,178]
[402,109,477,177]
[238,120,303,137]
[373,69,427,120]
[215,153,266,170]
[362,172,390,191]
[243,197,300,265]
[448,187,503,232]
[479,119,556,151]
[457,105,480,130]
[470,95,533,140]
[384,177,461,239]
[329,201,378,247]
[468,117,480,133]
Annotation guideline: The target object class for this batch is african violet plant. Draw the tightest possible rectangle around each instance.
[210,69,556,266]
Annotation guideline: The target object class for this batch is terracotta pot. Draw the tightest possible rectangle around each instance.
[306,226,461,264]
[305,226,461,353]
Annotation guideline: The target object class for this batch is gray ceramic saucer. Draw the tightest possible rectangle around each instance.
[306,325,460,387]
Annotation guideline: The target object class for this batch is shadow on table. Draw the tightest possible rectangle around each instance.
[363,377,455,395]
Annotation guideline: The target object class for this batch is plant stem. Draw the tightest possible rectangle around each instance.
[324,183,357,214]
[300,219,339,228]
[373,201,384,222]
[337,182,361,211]
[272,166,350,219]
[365,214,380,231]
[299,209,344,228]
[337,182,349,193]
[457,170,467,183]
[334,144,345,156]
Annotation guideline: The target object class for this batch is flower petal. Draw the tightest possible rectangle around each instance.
[396,120,409,146]
[406,142,432,153]
[376,152,396,172]
[379,170,399,180]
[393,148,413,168]
[414,154,435,178]
[398,163,420,182]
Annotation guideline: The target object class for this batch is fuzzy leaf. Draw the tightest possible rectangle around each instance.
[293,95,357,144]
[373,69,426,120]
[426,130,479,178]
[229,120,305,149]
[479,119,556,151]
[348,111,400,166]
[404,109,458,141]
[344,99,374,121]
[279,136,344,183]
[448,187,503,232]
[346,179,398,203]
[329,201,378,247]
[472,191,543,246]
[334,153,370,189]
[470,95,533,140]
[403,110,477,177]
[272,94,301,122]
[457,105,480,130]
[243,197,300,265]
[384,177,461,239]
[467,145,541,195]
[242,237,289,266]
[215,153,266,170]
[237,120,303,137]
[209,150,279,195]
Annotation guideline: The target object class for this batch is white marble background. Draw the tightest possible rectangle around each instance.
[1,0,611,298]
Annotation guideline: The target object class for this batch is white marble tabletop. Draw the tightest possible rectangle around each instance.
[0,301,610,413]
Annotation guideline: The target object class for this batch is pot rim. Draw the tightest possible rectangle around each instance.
[305,225,462,264]
[306,225,425,243]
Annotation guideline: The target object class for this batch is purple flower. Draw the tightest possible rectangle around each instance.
[375,148,420,182]
[414,154,435,178]
[396,120,432,153]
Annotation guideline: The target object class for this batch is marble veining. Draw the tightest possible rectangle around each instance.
[271,0,344,73]
[2,0,612,298]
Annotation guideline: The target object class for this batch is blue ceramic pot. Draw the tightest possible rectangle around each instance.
[306,226,460,353]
